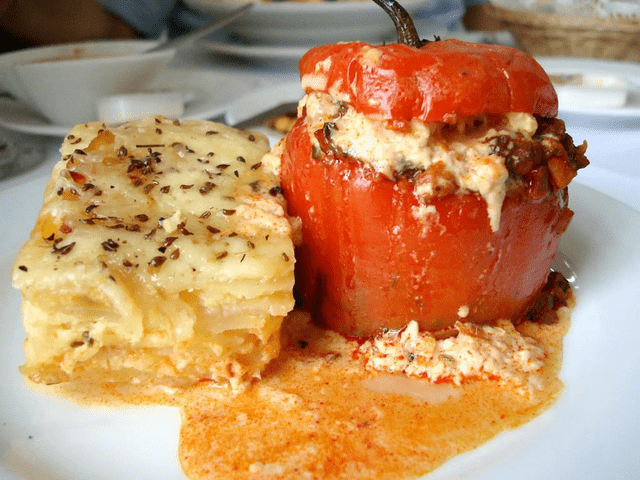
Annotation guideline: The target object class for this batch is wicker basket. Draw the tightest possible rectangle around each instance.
[489,4,640,62]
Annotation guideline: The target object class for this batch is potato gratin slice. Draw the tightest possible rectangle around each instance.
[12,117,295,390]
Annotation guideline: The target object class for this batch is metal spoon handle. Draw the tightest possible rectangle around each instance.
[146,4,253,53]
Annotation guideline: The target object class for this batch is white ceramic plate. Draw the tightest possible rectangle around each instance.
[1,173,639,479]
[0,69,257,137]
[200,31,510,66]
[537,57,640,117]
[184,0,431,45]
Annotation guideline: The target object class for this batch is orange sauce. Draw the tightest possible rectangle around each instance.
[179,308,570,479]
[44,306,571,479]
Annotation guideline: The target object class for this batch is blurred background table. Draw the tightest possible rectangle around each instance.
[1,0,639,213]
[3,41,639,214]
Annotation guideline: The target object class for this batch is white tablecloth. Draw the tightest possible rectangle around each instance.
[567,121,640,212]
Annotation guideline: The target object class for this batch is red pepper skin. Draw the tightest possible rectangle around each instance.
[299,39,557,125]
[281,119,570,337]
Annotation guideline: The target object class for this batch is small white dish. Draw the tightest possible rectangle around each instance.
[0,69,258,136]
[537,57,640,117]
[1,39,176,125]
[552,73,630,109]
[0,39,154,104]
[185,0,432,45]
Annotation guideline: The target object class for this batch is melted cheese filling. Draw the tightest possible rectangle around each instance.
[300,91,539,230]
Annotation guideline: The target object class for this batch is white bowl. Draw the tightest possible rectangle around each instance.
[184,0,430,45]
[0,39,175,125]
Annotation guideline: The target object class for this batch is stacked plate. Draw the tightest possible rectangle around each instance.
[186,0,432,62]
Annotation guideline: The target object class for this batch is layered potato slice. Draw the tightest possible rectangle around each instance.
[12,117,295,390]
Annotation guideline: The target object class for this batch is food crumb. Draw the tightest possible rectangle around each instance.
[358,319,546,395]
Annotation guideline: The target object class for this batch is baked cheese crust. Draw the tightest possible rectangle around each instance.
[12,117,295,390]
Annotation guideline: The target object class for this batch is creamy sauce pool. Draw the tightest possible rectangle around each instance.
[47,303,571,479]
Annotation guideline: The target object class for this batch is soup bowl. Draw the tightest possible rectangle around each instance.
[0,39,175,125]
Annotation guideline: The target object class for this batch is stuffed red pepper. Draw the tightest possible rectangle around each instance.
[279,0,588,337]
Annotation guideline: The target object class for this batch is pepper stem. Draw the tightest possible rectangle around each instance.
[371,0,425,47]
